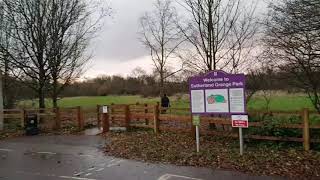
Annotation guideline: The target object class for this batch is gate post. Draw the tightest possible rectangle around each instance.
[102,108,109,133]
[97,105,101,128]
[110,103,114,124]
[77,106,84,131]
[144,103,149,125]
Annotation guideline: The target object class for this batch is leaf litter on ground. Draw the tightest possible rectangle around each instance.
[104,129,320,178]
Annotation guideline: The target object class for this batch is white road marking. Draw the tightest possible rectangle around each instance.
[95,168,104,172]
[84,173,92,177]
[37,151,57,155]
[0,148,13,152]
[79,154,94,157]
[158,174,203,180]
[16,170,96,180]
[106,160,124,167]
[16,170,55,177]
[87,167,95,171]
[59,176,96,180]
[74,172,84,176]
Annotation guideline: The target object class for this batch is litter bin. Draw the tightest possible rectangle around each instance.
[25,114,39,135]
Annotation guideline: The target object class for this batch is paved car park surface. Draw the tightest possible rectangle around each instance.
[0,135,283,180]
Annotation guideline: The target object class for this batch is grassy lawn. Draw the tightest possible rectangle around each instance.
[18,93,315,112]
[19,96,159,109]
[247,95,314,111]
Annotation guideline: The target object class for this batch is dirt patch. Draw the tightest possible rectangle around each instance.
[104,129,320,178]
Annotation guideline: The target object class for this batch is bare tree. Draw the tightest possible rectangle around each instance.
[177,0,258,72]
[264,0,320,112]
[245,69,262,103]
[0,0,53,108]
[0,1,18,108]
[139,0,184,96]
[46,0,109,108]
[0,0,109,108]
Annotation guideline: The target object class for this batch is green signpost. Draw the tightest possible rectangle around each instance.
[192,115,200,126]
[192,115,200,152]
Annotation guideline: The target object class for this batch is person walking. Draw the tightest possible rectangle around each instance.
[161,94,170,114]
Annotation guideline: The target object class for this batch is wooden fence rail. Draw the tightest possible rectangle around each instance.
[1,104,320,151]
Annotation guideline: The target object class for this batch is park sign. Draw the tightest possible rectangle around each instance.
[232,115,249,128]
[189,70,246,115]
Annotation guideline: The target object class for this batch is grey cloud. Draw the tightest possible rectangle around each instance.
[91,0,154,62]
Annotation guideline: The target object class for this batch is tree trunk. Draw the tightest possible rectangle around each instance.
[38,85,45,108]
[159,69,165,96]
[3,54,12,108]
[52,95,58,108]
[3,57,8,108]
[0,70,3,131]
[52,78,58,108]
[208,2,213,71]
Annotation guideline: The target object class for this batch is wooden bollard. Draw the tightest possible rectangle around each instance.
[302,108,310,151]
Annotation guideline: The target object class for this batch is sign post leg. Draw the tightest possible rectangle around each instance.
[196,125,200,153]
[239,127,243,155]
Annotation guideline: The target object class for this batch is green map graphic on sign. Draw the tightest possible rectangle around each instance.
[207,94,226,104]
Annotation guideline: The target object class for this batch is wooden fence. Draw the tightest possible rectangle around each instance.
[2,103,320,151]
[2,107,88,131]
[99,103,320,151]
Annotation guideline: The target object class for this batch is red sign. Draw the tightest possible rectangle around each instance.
[231,115,248,128]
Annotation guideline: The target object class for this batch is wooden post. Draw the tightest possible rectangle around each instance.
[136,102,140,121]
[110,103,114,124]
[55,107,61,130]
[102,110,109,133]
[124,105,130,130]
[20,109,25,128]
[77,106,84,131]
[302,108,310,151]
[144,103,149,125]
[153,102,160,134]
[190,114,196,139]
[97,105,101,128]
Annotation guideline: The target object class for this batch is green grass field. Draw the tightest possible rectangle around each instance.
[18,93,315,112]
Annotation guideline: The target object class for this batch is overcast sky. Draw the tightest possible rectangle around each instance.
[84,0,154,78]
[83,0,268,79]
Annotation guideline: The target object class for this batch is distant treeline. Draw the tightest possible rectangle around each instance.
[5,69,303,108]
[61,75,189,97]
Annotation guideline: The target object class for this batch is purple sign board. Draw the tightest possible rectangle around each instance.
[189,70,246,115]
